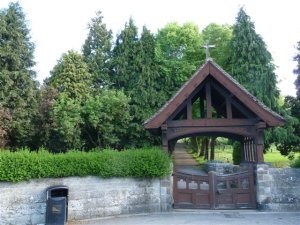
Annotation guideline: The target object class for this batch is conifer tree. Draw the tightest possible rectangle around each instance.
[111,20,163,147]
[228,7,279,110]
[49,50,92,100]
[293,41,300,98]
[0,2,38,148]
[82,11,112,88]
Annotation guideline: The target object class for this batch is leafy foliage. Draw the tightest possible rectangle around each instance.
[155,22,204,96]
[202,23,232,70]
[291,155,300,168]
[232,141,241,165]
[51,93,83,151]
[82,89,131,149]
[274,96,300,155]
[0,147,171,182]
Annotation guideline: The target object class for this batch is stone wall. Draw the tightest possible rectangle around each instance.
[204,161,240,174]
[256,164,300,211]
[0,176,172,225]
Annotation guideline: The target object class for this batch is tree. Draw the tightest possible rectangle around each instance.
[51,93,83,151]
[82,11,112,87]
[293,41,300,98]
[155,22,204,97]
[81,89,131,149]
[111,18,139,91]
[0,2,38,148]
[202,23,232,70]
[274,96,300,155]
[111,19,164,147]
[49,50,92,100]
[228,7,279,110]
[33,80,59,149]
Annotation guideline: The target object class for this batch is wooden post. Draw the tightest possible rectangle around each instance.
[255,129,264,163]
[241,139,245,162]
[206,83,212,119]
[161,123,168,153]
[226,97,232,119]
[255,122,266,163]
[208,171,216,209]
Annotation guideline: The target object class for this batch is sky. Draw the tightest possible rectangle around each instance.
[0,0,299,96]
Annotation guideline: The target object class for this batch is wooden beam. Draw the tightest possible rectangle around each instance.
[168,119,258,127]
[206,82,212,118]
[211,82,254,118]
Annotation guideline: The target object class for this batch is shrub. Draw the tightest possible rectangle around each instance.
[232,141,241,165]
[0,147,171,182]
[290,155,300,168]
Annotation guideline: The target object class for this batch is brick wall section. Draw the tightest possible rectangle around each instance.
[256,164,300,211]
[0,176,172,225]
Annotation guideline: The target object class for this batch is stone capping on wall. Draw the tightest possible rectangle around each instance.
[255,164,300,211]
[0,176,173,225]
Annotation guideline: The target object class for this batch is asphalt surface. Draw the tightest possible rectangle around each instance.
[72,210,300,225]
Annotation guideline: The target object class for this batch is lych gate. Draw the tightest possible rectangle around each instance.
[144,60,285,163]
[144,60,286,209]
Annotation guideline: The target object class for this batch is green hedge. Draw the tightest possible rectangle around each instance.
[0,147,171,182]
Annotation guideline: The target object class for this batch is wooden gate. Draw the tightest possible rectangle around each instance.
[173,169,256,209]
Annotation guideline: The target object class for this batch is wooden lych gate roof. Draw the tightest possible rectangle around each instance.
[144,60,285,137]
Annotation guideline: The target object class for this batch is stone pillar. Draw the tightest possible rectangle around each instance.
[255,164,272,210]
[160,175,173,212]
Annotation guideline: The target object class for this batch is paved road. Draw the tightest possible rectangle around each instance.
[72,210,300,225]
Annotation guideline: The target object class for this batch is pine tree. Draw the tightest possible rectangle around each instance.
[82,11,112,88]
[49,50,92,100]
[111,18,139,91]
[0,2,38,148]
[228,7,279,110]
[111,20,164,147]
[293,41,300,98]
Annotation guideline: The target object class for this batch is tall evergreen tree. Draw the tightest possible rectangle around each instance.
[111,19,163,147]
[0,2,38,148]
[228,8,279,110]
[293,41,300,98]
[49,50,92,100]
[82,11,112,87]
[111,18,139,91]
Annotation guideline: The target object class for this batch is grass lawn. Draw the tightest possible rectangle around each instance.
[190,144,296,168]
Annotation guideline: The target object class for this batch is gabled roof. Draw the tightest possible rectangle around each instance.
[144,60,286,130]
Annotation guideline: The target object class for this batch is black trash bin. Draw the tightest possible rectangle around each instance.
[46,186,69,225]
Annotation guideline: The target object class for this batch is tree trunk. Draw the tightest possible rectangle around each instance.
[210,137,216,161]
[204,138,209,160]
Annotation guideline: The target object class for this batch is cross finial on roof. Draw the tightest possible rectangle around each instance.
[202,40,215,61]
